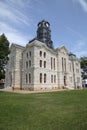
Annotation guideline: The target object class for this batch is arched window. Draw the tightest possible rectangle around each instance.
[51,57,52,69]
[26,61,28,68]
[40,60,42,67]
[29,51,31,57]
[44,52,46,58]
[29,60,31,67]
[54,58,55,70]
[62,57,64,72]
[54,75,56,83]
[40,73,42,83]
[64,58,66,72]
[40,51,42,57]
[44,73,46,83]
[26,74,28,84]
[51,75,53,83]
[29,73,31,83]
[44,61,46,68]
[26,52,28,58]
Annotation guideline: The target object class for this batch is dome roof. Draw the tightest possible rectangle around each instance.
[38,20,50,27]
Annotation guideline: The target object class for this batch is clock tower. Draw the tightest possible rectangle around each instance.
[37,20,54,49]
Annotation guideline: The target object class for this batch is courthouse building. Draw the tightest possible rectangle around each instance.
[5,20,82,90]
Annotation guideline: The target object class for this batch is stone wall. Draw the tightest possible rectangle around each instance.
[5,41,82,90]
[5,44,24,89]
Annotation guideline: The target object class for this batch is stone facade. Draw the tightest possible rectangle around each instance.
[5,44,24,89]
[5,20,82,90]
[5,40,82,90]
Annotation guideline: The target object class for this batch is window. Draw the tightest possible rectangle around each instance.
[51,57,55,70]
[62,57,66,72]
[26,61,28,68]
[54,75,56,83]
[51,57,52,69]
[64,58,66,72]
[26,52,28,58]
[44,52,46,58]
[44,73,46,83]
[62,57,64,72]
[29,60,31,67]
[40,73,42,83]
[29,73,31,83]
[54,58,55,70]
[29,51,31,57]
[51,75,53,83]
[26,74,28,83]
[44,61,46,68]
[40,60,42,67]
[40,51,42,57]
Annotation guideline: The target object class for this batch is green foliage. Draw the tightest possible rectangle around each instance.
[0,34,10,80]
[0,90,87,130]
[80,56,87,68]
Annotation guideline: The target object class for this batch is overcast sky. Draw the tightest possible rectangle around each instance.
[0,0,87,58]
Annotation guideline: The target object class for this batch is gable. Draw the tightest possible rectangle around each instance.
[56,46,69,55]
[27,40,56,55]
[10,44,16,53]
[59,46,69,53]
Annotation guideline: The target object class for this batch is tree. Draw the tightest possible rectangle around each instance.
[80,56,87,68]
[80,56,87,79]
[0,34,10,80]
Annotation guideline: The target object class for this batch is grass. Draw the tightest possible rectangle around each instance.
[0,90,87,130]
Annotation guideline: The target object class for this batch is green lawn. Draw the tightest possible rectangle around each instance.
[0,90,87,130]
